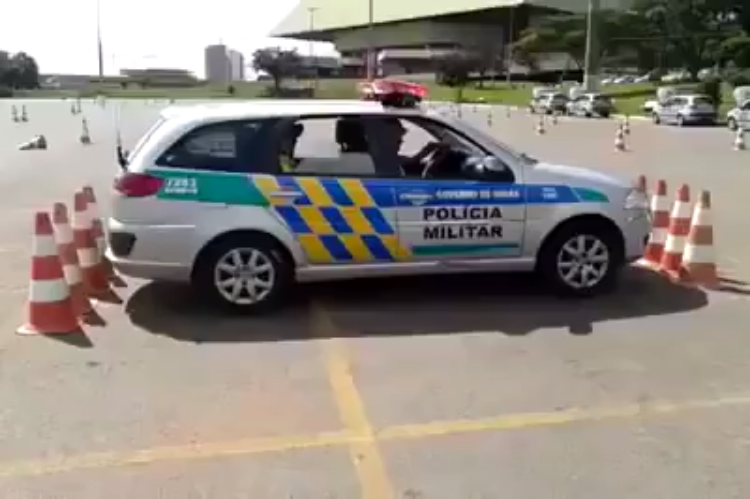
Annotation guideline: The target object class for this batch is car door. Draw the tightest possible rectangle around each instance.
[392,176,525,261]
[251,115,406,266]
[374,116,525,261]
[658,97,674,122]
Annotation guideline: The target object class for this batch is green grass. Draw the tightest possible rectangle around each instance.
[9,78,736,115]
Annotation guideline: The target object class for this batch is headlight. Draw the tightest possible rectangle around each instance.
[624,189,649,211]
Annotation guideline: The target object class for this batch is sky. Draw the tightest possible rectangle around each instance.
[1,0,336,77]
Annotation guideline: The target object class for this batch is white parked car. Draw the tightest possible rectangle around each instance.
[727,100,750,131]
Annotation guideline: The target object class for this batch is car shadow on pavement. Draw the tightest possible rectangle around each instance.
[125,266,709,342]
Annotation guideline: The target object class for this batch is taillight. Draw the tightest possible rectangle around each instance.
[114,172,164,197]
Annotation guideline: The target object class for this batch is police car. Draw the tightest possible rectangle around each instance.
[107,91,651,312]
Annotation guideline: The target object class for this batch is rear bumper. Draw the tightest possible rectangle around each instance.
[106,217,195,282]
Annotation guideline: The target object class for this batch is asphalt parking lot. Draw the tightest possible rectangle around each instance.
[1,98,750,498]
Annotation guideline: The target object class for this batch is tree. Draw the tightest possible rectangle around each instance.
[251,47,302,93]
[717,33,750,67]
[511,10,660,72]
[0,50,40,89]
[631,0,737,77]
[435,52,476,87]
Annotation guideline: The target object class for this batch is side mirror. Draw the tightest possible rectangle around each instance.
[481,156,508,172]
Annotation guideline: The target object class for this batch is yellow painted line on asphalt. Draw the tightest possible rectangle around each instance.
[313,302,396,499]
[0,431,353,479]
[1,389,750,479]
[378,394,750,442]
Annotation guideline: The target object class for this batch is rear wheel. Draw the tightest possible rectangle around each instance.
[192,234,294,313]
[536,221,623,297]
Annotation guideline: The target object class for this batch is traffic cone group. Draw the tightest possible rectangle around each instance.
[17,187,119,337]
[638,178,720,289]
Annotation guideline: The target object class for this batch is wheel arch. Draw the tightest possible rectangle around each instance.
[535,214,625,270]
[190,229,296,281]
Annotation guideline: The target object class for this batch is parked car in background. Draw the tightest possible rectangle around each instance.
[661,70,691,83]
[727,100,750,131]
[642,99,660,114]
[652,94,717,126]
[566,93,614,118]
[529,92,569,114]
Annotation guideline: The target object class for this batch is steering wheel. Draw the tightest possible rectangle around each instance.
[420,144,450,179]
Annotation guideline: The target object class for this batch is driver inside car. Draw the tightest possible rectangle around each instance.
[378,117,454,178]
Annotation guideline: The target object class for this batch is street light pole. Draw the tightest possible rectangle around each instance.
[505,6,515,85]
[96,0,104,81]
[366,0,374,79]
[307,7,318,88]
[582,0,601,91]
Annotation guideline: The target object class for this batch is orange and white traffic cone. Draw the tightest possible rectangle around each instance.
[82,187,107,262]
[638,179,670,269]
[614,125,626,151]
[659,184,692,279]
[17,212,81,336]
[680,190,719,288]
[52,202,93,319]
[82,186,123,286]
[72,192,118,303]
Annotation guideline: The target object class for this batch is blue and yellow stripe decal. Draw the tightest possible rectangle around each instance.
[249,175,408,264]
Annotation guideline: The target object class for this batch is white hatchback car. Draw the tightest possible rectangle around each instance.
[108,100,651,312]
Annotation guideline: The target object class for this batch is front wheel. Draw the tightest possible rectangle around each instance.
[192,234,293,313]
[536,222,623,298]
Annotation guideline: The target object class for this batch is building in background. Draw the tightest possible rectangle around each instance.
[205,44,246,83]
[205,44,231,83]
[228,50,245,81]
[271,0,630,75]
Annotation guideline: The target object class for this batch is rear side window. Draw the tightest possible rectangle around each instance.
[692,97,712,106]
[156,119,278,173]
[128,117,166,162]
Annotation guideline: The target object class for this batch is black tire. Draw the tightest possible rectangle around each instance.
[536,220,624,298]
[192,233,294,313]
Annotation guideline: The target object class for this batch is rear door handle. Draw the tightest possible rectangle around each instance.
[269,190,303,198]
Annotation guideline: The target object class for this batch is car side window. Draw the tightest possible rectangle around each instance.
[277,116,379,177]
[742,101,750,111]
[390,115,516,184]
[156,120,277,173]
